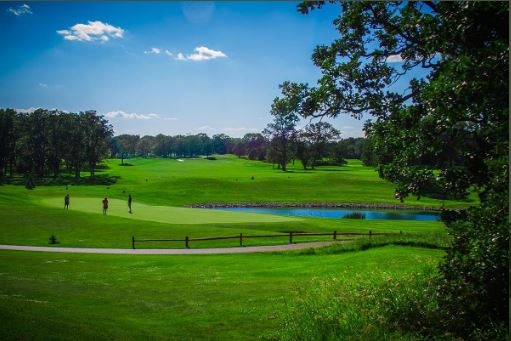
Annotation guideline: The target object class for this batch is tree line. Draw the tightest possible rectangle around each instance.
[0,106,370,180]
[112,130,370,169]
[0,108,113,179]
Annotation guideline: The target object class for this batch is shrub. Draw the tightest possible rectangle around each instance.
[48,235,58,244]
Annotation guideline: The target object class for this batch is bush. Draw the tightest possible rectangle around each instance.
[48,235,58,244]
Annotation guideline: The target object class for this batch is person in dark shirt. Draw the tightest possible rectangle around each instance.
[102,197,109,215]
[128,194,132,214]
[64,194,70,210]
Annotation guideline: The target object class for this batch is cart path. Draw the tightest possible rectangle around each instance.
[0,241,343,255]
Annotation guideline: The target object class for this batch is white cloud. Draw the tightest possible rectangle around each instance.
[105,110,159,120]
[57,21,124,42]
[14,107,39,114]
[144,47,161,54]
[386,54,403,63]
[185,46,227,61]
[38,83,48,88]
[7,4,32,16]
[163,117,178,121]
[144,46,226,62]
[176,52,186,61]
[144,48,173,57]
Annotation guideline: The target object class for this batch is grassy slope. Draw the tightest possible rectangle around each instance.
[0,246,443,340]
[2,156,473,208]
[0,157,452,340]
[0,156,463,247]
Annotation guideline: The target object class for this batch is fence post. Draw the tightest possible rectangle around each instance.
[132,236,135,249]
[333,230,337,240]
[185,236,189,248]
[289,232,293,244]
[369,230,372,238]
[240,233,243,247]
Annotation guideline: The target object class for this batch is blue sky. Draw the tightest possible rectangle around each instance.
[0,2,372,137]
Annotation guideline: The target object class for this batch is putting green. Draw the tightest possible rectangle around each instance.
[40,197,297,225]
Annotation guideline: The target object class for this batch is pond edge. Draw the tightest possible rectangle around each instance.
[186,202,442,211]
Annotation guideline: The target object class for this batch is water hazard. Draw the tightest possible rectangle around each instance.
[212,207,440,221]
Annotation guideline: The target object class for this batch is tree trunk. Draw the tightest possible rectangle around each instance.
[75,164,80,179]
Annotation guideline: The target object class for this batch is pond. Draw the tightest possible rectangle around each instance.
[211,207,440,221]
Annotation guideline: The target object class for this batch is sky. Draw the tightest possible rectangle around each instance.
[0,1,384,138]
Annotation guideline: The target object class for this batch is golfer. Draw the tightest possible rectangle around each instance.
[128,194,132,214]
[102,197,109,215]
[64,194,70,210]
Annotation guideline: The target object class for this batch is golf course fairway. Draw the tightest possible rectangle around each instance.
[40,197,297,225]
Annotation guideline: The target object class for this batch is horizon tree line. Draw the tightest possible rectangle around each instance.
[111,128,369,169]
[0,106,371,180]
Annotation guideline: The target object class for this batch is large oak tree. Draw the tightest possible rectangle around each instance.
[295,1,508,337]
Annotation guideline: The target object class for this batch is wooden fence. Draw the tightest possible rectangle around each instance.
[131,230,395,249]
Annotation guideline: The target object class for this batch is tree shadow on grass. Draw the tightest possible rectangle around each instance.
[314,168,351,172]
[0,174,119,186]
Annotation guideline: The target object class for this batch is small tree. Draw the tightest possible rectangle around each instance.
[302,122,340,169]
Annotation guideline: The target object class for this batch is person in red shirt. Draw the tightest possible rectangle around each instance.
[102,197,109,215]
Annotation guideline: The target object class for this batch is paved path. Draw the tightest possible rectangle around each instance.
[0,241,340,255]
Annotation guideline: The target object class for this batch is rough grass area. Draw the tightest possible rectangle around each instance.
[0,246,443,340]
[271,263,440,340]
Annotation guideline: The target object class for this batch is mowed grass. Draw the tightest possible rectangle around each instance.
[0,156,465,247]
[40,197,296,225]
[1,156,474,208]
[0,191,446,248]
[0,246,443,340]
[0,156,453,340]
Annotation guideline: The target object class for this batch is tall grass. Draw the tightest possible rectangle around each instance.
[267,265,440,340]
[293,233,451,256]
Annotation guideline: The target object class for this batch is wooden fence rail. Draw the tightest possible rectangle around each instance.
[131,230,397,249]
